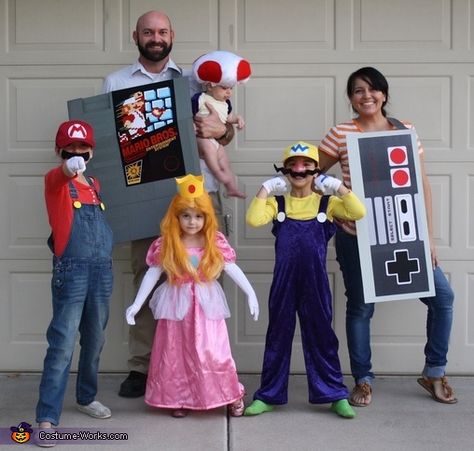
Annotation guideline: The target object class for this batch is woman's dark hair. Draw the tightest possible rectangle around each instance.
[346,66,389,117]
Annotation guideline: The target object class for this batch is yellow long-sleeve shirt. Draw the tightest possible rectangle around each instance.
[246,191,366,227]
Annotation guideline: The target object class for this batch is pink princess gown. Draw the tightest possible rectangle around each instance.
[144,232,244,410]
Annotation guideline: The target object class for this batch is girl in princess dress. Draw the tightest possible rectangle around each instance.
[125,174,259,418]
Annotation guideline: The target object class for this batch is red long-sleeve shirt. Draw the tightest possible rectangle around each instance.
[44,166,102,257]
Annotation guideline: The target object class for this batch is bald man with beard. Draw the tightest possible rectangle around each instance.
[103,11,234,398]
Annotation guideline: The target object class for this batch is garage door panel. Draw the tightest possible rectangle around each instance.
[1,0,106,64]
[2,70,102,162]
[100,260,133,370]
[0,164,50,260]
[469,175,474,249]
[9,266,52,343]
[236,0,333,50]
[354,0,451,50]
[427,163,474,260]
[0,260,52,370]
[468,76,474,150]
[10,0,104,51]
[468,272,474,346]
[388,76,451,149]
[242,77,334,146]
[429,175,452,249]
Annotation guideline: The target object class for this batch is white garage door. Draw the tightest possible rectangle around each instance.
[0,0,473,375]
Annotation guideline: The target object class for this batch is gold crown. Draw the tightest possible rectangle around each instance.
[175,174,205,199]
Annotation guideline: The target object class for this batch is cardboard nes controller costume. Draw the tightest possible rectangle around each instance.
[347,128,435,303]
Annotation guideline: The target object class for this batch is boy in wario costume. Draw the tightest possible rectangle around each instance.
[245,142,366,418]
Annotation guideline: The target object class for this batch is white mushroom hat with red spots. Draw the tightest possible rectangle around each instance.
[192,51,251,87]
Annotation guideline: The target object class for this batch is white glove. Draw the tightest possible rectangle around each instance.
[261,177,288,196]
[224,263,259,321]
[314,174,342,196]
[65,156,86,175]
[125,266,162,325]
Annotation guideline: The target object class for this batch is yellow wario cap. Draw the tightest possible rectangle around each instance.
[282,141,319,165]
[175,174,204,199]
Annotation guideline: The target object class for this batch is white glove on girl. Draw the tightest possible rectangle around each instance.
[223,263,259,321]
[125,266,162,325]
[314,174,342,196]
[261,177,288,196]
[65,156,86,175]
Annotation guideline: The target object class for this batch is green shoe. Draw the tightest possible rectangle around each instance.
[331,399,356,419]
[244,399,274,416]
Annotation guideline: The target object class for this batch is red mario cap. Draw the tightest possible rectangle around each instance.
[55,120,96,149]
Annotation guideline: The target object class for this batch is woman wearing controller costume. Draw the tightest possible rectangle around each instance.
[318,66,457,406]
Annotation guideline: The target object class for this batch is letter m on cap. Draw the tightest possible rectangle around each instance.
[68,123,87,139]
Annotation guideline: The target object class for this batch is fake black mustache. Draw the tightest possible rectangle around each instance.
[273,164,321,178]
[60,150,90,161]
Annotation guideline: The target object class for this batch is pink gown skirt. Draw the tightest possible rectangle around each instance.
[145,288,244,410]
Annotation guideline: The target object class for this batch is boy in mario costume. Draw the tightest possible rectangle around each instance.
[35,120,113,440]
[244,141,366,418]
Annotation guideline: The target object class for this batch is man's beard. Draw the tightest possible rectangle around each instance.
[137,39,173,63]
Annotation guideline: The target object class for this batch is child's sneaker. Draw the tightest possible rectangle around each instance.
[35,422,56,448]
[76,401,111,419]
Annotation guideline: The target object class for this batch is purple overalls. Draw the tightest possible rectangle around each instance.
[253,195,349,404]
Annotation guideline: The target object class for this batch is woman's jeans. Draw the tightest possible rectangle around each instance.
[335,229,454,384]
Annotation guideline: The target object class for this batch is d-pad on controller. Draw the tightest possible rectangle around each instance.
[385,249,420,285]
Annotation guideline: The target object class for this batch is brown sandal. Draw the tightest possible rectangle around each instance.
[417,376,458,404]
[171,409,189,418]
[349,382,372,407]
[228,398,245,417]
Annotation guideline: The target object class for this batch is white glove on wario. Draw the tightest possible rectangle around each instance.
[192,50,251,87]
[314,174,342,196]
[65,156,87,175]
[126,266,162,325]
[223,263,259,321]
[262,177,288,196]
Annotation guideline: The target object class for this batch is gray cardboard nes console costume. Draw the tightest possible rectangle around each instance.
[347,128,435,303]
[68,78,200,243]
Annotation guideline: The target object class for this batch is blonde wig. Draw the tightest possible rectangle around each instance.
[159,191,224,284]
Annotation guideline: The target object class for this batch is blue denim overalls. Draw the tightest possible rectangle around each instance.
[36,179,113,426]
[254,195,349,405]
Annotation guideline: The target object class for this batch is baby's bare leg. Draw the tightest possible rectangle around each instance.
[197,138,246,198]
[216,148,246,198]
